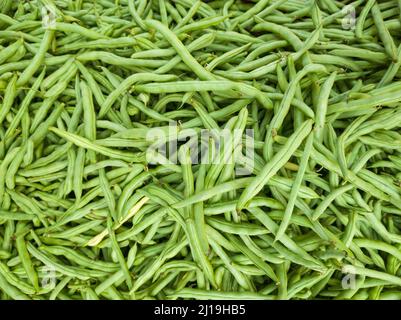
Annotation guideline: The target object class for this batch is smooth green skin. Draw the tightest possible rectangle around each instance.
[208,237,253,290]
[0,271,30,300]
[44,63,78,98]
[5,69,46,141]
[0,147,21,205]
[168,288,274,300]
[55,22,108,40]
[0,38,23,64]
[315,71,337,142]
[99,73,176,118]
[50,127,145,163]
[276,132,314,241]
[177,145,216,288]
[16,224,39,292]
[16,29,54,87]
[238,120,313,210]
[371,3,398,61]
[263,64,326,160]
[0,73,17,126]
[134,80,273,109]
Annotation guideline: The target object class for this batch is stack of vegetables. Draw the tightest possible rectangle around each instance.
[1,0,401,300]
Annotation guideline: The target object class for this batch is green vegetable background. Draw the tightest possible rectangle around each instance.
[1,0,401,300]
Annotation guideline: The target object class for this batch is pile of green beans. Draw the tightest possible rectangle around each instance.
[1,0,401,300]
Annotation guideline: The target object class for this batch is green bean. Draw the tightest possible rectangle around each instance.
[343,265,401,287]
[99,73,176,118]
[249,208,325,271]
[15,222,39,291]
[44,64,78,99]
[379,44,401,87]
[0,272,30,300]
[106,216,132,289]
[129,228,186,293]
[168,288,274,300]
[208,216,270,236]
[50,127,144,163]
[371,3,398,61]
[0,146,21,205]
[5,145,26,189]
[315,72,337,142]
[224,234,277,282]
[0,0,400,301]
[145,19,214,80]
[0,38,23,65]
[238,120,313,210]
[128,0,146,30]
[240,235,282,264]
[16,29,54,87]
[135,80,272,109]
[55,22,108,40]
[0,73,17,126]
[185,218,216,288]
[287,270,330,299]
[76,51,165,69]
[0,209,37,221]
[175,15,228,35]
[206,43,251,72]
[263,64,326,159]
[0,261,36,295]
[312,184,354,221]
[276,132,314,240]
[208,237,252,290]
